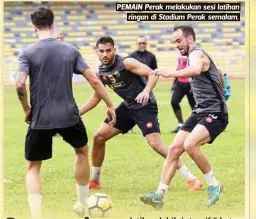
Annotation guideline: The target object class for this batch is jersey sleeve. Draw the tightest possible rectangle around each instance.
[18,49,30,75]
[73,50,89,74]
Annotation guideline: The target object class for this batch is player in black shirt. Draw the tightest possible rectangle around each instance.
[129,36,158,133]
[130,36,158,71]
[80,36,202,192]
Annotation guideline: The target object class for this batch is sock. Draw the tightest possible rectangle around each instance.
[28,194,42,218]
[204,171,219,186]
[157,183,169,199]
[91,166,101,182]
[178,123,183,127]
[179,165,196,181]
[76,184,89,205]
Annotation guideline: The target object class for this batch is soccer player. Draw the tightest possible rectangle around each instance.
[129,36,158,133]
[140,25,228,208]
[170,56,195,133]
[80,36,202,192]
[130,36,158,71]
[16,6,115,218]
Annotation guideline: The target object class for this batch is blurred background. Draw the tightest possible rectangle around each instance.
[3,1,245,85]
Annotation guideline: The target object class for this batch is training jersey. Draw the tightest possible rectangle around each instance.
[18,38,89,129]
[97,55,156,109]
[130,50,158,70]
[188,47,227,114]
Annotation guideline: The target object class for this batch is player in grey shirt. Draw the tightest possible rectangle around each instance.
[140,25,228,208]
[16,6,115,218]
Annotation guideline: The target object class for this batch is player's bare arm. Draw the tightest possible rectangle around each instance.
[153,50,206,78]
[124,57,159,104]
[80,91,101,116]
[16,71,31,124]
[81,68,116,126]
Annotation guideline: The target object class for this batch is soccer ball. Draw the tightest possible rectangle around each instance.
[87,193,112,218]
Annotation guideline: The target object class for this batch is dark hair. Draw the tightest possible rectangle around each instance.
[96,36,115,47]
[31,6,54,29]
[173,25,196,41]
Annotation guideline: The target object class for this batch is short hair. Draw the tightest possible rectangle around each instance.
[31,6,54,30]
[137,35,147,40]
[173,25,196,41]
[96,36,115,47]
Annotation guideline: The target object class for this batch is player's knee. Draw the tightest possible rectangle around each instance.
[93,132,107,144]
[75,146,88,158]
[27,161,41,172]
[76,152,88,162]
[148,139,162,151]
[171,100,180,111]
[168,144,183,159]
[184,140,197,155]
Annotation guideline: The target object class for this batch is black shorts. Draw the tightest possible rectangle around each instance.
[180,112,229,143]
[104,102,160,136]
[25,119,88,161]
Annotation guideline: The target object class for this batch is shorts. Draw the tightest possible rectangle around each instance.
[25,119,88,161]
[180,112,229,143]
[104,102,160,136]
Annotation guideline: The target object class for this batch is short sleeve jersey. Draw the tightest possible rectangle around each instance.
[18,38,89,129]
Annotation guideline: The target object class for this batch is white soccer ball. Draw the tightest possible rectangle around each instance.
[87,193,112,218]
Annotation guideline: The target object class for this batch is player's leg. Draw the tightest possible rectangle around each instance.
[132,104,201,192]
[185,83,196,110]
[183,113,228,206]
[91,102,135,189]
[145,132,202,191]
[90,122,121,188]
[25,127,54,218]
[171,81,186,133]
[72,146,90,217]
[57,119,90,217]
[140,130,189,208]
[140,113,203,208]
[26,161,43,218]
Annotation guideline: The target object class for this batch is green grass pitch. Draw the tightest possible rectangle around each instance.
[4,80,244,219]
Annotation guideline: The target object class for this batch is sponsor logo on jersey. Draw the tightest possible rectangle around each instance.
[109,81,125,89]
[114,71,120,77]
[205,117,213,123]
[206,114,218,123]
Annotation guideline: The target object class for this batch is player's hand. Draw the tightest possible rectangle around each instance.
[152,69,171,78]
[107,106,116,127]
[135,90,150,105]
[25,109,31,124]
[79,109,85,116]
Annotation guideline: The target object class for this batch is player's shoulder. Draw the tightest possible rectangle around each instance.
[60,41,79,52]
[20,42,37,53]
[122,55,136,66]
[190,47,205,54]
[189,48,205,58]
[129,51,137,57]
[18,43,35,58]
[146,50,156,57]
